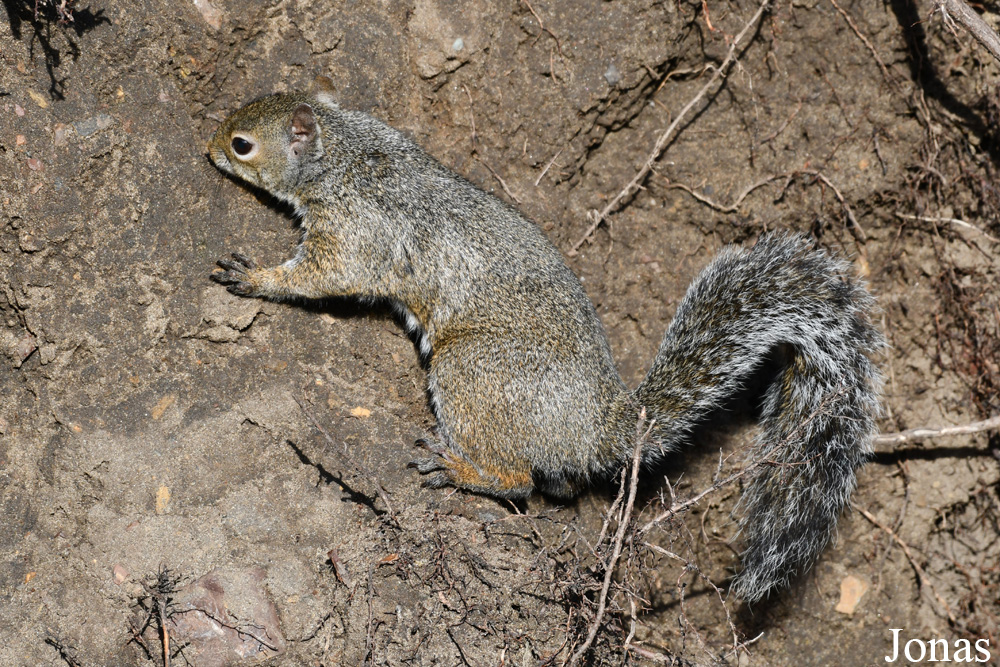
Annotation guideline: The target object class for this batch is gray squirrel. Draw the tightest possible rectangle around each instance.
[207,77,883,601]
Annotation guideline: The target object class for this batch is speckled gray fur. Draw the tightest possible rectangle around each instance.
[208,84,883,602]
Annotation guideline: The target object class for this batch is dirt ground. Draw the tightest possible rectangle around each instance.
[2,0,999,665]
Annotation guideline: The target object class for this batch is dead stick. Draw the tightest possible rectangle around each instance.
[160,608,170,667]
[828,0,896,86]
[936,0,1000,64]
[665,175,784,213]
[799,169,868,245]
[875,415,1000,445]
[894,212,1000,244]
[568,0,770,255]
[639,457,768,535]
[535,148,563,186]
[568,411,650,666]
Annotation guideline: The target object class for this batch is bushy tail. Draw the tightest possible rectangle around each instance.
[634,233,883,602]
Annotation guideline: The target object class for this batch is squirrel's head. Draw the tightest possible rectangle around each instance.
[207,91,328,204]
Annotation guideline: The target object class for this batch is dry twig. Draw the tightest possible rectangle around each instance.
[665,175,784,213]
[567,411,651,666]
[639,461,756,535]
[667,168,869,253]
[519,0,565,56]
[935,0,1000,64]
[828,0,897,87]
[798,169,868,246]
[894,212,1000,244]
[44,634,82,667]
[875,415,1000,445]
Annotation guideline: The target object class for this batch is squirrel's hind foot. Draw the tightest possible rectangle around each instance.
[407,438,458,485]
[408,437,534,500]
[408,438,449,474]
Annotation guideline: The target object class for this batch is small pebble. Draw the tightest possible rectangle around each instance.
[73,114,113,138]
[604,62,621,86]
[53,123,72,146]
[452,37,464,52]
[14,104,25,117]
[16,336,37,361]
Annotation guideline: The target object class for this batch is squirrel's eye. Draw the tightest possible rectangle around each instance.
[231,136,255,157]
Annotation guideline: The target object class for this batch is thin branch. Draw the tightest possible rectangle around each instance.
[568,0,771,255]
[664,175,784,213]
[935,0,1000,64]
[667,169,869,252]
[520,0,565,56]
[874,415,1000,445]
[828,0,897,87]
[479,158,522,204]
[535,148,563,186]
[894,212,1000,244]
[568,411,651,666]
[798,169,868,245]
[644,543,763,660]
[639,463,756,535]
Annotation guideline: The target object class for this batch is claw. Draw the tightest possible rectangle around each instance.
[408,457,446,473]
[216,258,247,273]
[212,252,257,296]
[414,438,449,456]
[230,252,256,269]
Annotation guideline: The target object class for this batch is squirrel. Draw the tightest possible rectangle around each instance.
[207,77,883,602]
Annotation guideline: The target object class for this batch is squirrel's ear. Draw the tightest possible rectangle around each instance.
[289,103,318,158]
[310,75,337,106]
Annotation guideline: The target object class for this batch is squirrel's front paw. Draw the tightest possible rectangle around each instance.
[211,252,258,296]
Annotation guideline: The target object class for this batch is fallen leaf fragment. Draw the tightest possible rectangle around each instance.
[835,574,868,615]
[28,91,48,108]
[155,485,171,514]
[327,548,352,587]
[151,394,176,420]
